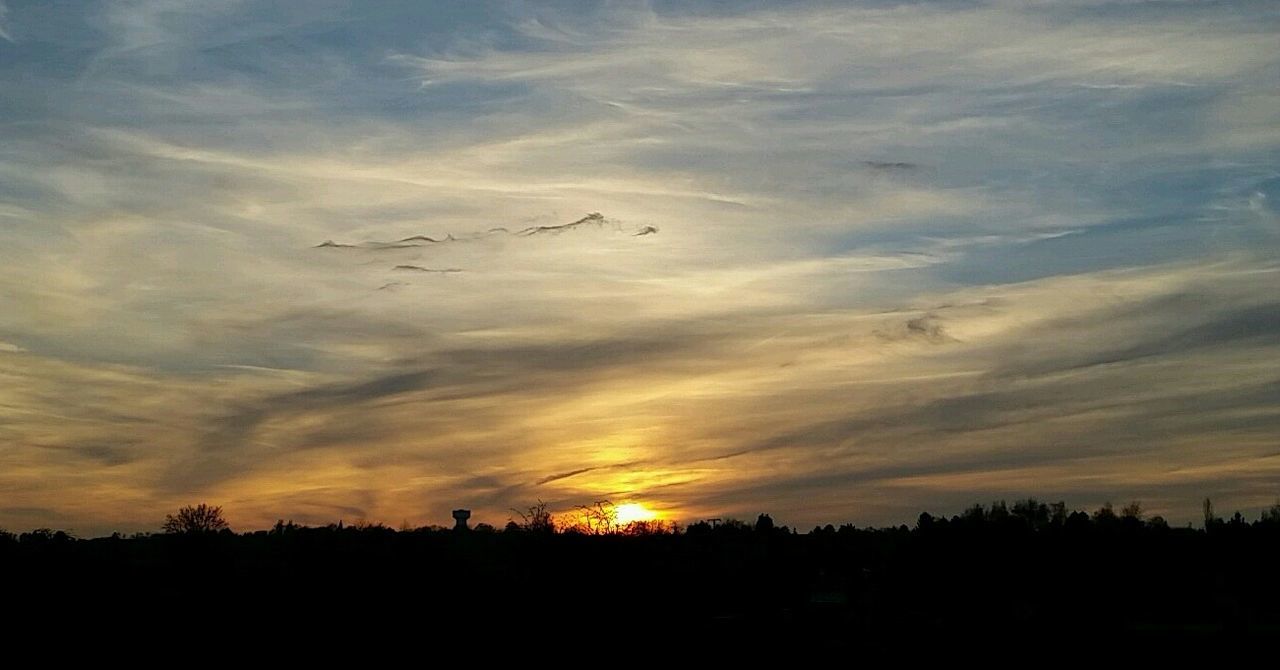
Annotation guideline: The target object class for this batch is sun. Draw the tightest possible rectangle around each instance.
[614,502,658,525]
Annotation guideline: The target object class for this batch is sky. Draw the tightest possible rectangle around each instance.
[1,0,1278,536]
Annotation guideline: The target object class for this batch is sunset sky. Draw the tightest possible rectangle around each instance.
[1,1,1278,536]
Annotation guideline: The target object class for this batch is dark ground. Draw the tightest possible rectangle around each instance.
[4,503,1278,653]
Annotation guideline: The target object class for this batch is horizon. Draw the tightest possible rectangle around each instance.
[2,1,1279,537]
[1,494,1263,539]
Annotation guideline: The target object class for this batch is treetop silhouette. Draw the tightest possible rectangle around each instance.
[162,503,228,534]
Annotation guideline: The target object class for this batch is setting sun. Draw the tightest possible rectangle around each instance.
[615,503,658,525]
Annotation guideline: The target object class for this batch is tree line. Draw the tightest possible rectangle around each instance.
[4,495,1278,648]
[4,496,1279,541]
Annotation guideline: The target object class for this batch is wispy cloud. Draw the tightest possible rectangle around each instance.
[313,213,653,250]
[392,265,462,274]
[0,2,12,43]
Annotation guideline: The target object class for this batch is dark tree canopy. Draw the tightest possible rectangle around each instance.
[162,504,228,534]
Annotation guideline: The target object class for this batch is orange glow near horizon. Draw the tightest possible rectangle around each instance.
[615,502,659,525]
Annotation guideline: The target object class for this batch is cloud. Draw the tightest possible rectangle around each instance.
[864,161,918,172]
[874,313,957,344]
[536,467,602,486]
[0,2,11,43]
[399,234,458,243]
[514,212,607,236]
[313,213,653,250]
[392,265,463,274]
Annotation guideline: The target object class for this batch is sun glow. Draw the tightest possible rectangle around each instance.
[615,502,658,525]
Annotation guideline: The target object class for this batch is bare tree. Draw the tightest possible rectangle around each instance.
[511,500,556,533]
[569,500,617,535]
[162,504,229,534]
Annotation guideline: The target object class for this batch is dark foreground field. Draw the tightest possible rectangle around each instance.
[5,502,1278,651]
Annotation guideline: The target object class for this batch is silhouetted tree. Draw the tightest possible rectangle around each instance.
[1013,498,1050,529]
[1121,501,1144,520]
[685,520,713,535]
[989,500,1010,523]
[1049,501,1069,527]
[622,519,676,536]
[511,500,555,533]
[1203,498,1219,530]
[1065,510,1091,531]
[271,519,303,535]
[1092,502,1117,524]
[20,528,73,544]
[756,514,775,532]
[162,504,228,534]
[961,503,986,524]
[568,500,617,535]
[1260,501,1280,525]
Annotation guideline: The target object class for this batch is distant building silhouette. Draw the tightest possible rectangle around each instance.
[452,509,471,531]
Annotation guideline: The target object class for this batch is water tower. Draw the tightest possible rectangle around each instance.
[452,509,471,531]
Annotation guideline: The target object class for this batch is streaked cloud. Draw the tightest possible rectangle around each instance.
[0,2,11,43]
